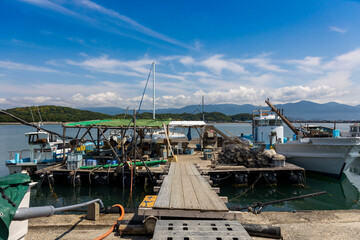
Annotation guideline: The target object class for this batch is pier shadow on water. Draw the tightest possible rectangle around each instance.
[30,183,150,211]
[223,172,360,212]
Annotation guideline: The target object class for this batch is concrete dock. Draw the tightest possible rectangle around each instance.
[26,209,360,239]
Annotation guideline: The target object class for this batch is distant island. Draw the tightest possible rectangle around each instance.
[0,105,252,123]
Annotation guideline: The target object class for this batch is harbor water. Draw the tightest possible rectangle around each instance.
[1,123,360,211]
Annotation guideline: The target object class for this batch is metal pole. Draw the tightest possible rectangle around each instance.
[202,95,205,122]
[153,62,156,120]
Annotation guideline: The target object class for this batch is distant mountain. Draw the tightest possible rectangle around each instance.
[275,101,360,121]
[80,104,259,115]
[81,101,360,120]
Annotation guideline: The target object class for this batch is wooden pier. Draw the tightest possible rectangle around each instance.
[154,162,227,212]
[139,161,237,219]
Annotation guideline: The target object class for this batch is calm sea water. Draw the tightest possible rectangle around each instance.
[1,123,360,211]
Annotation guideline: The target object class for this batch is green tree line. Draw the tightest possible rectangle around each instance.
[0,106,252,123]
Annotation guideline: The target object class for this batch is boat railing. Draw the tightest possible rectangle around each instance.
[8,149,30,160]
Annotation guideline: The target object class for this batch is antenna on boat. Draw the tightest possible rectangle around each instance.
[153,61,156,120]
[29,106,35,123]
[36,106,43,128]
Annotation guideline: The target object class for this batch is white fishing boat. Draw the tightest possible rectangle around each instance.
[5,131,70,175]
[274,137,360,178]
[253,99,360,178]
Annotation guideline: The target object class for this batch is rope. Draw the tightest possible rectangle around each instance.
[229,173,263,201]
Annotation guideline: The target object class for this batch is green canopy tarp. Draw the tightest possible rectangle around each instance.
[0,174,31,240]
[66,119,171,127]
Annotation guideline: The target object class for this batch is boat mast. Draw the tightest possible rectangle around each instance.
[153,62,156,120]
[202,95,205,122]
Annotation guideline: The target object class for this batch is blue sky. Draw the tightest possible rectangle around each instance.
[1,0,360,109]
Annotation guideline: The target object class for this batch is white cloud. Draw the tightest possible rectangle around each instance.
[201,54,247,74]
[287,56,322,73]
[324,48,360,70]
[23,96,61,104]
[4,48,360,108]
[75,0,191,49]
[66,55,150,77]
[241,57,287,72]
[312,71,352,89]
[179,56,195,65]
[248,74,276,85]
[72,92,122,105]
[23,0,191,49]
[195,85,342,105]
[0,60,58,73]
[21,0,93,22]
[182,71,213,78]
[329,26,347,34]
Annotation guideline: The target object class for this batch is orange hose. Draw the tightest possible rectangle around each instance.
[93,204,125,240]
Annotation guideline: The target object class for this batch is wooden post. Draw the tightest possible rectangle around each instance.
[133,109,137,176]
[69,126,92,156]
[62,126,66,164]
[97,128,100,150]
[98,127,121,162]
[166,124,170,158]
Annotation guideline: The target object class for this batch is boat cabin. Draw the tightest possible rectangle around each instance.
[252,108,284,147]
[349,124,360,137]
[26,131,58,145]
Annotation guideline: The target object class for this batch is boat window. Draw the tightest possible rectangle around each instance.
[269,120,275,126]
[49,134,56,142]
[254,120,259,126]
[28,134,39,144]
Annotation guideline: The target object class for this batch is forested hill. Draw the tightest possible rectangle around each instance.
[0,105,112,122]
[0,106,252,123]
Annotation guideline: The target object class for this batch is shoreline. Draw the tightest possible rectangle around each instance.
[0,122,64,125]
[0,121,359,125]
[26,209,360,239]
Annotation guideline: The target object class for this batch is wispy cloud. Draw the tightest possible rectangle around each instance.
[0,60,58,72]
[21,0,192,49]
[182,71,214,78]
[76,0,192,49]
[287,56,322,73]
[21,0,93,22]
[66,55,148,77]
[329,26,347,34]
[241,57,287,72]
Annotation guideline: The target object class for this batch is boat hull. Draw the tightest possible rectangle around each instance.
[274,137,360,178]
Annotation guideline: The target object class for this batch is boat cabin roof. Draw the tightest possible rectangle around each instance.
[25,131,49,136]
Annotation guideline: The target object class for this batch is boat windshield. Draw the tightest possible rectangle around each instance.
[254,119,282,126]
[28,133,48,144]
[350,126,359,133]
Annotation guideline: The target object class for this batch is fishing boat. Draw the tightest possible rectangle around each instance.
[253,99,360,178]
[5,131,71,175]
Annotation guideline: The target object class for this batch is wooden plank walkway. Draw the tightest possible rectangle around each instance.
[153,162,228,212]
